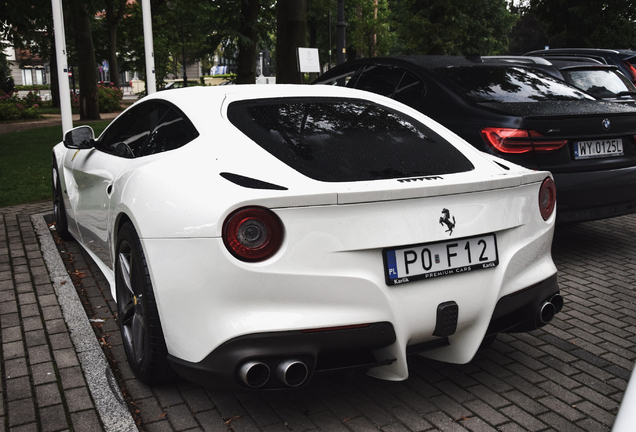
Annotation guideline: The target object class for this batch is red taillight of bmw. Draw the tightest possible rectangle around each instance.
[622,60,636,83]
[539,177,557,221]
[223,207,283,262]
[481,128,568,154]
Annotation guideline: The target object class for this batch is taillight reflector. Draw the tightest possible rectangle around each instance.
[481,127,568,154]
[223,207,283,262]
[539,177,557,221]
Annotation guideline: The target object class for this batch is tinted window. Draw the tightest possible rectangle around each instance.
[441,66,595,103]
[138,108,199,157]
[97,102,198,158]
[319,68,360,87]
[353,65,425,108]
[355,65,407,98]
[228,98,473,182]
[561,69,635,98]
[393,71,425,107]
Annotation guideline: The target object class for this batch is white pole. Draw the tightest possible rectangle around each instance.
[51,0,73,133]
[141,0,157,94]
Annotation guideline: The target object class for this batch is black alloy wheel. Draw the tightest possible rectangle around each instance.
[115,221,173,384]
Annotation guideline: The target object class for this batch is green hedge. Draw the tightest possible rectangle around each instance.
[15,85,51,91]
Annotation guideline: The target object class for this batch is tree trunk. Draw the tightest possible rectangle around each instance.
[236,0,259,84]
[107,22,120,87]
[276,0,306,84]
[68,0,100,120]
[105,0,126,88]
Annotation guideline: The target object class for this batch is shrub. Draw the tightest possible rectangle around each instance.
[23,91,43,108]
[68,85,122,113]
[0,90,42,121]
[70,92,80,108]
[98,85,123,113]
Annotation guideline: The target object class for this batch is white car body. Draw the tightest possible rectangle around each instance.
[52,85,560,389]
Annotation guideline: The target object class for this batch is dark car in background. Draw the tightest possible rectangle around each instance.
[314,56,636,223]
[483,56,636,104]
[524,48,636,85]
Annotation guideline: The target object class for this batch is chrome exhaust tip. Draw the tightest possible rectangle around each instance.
[276,359,309,388]
[550,294,564,314]
[539,301,556,324]
[238,361,270,388]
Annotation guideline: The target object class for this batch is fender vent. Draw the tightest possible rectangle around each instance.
[220,172,288,190]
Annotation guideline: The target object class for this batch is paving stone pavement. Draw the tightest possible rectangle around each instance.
[2,200,635,431]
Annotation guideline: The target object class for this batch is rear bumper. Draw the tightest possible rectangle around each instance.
[553,165,636,222]
[168,274,560,390]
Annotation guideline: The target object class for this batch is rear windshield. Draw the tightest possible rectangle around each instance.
[561,69,635,98]
[227,98,474,182]
[441,66,596,103]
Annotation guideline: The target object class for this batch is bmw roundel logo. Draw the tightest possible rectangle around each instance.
[602,118,611,130]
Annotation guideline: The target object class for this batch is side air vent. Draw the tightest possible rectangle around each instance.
[494,161,510,170]
[220,172,288,190]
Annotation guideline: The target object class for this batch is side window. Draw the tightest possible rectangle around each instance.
[353,65,425,108]
[138,107,199,157]
[97,102,197,158]
[97,102,168,158]
[393,71,426,107]
[354,65,406,98]
[314,67,360,87]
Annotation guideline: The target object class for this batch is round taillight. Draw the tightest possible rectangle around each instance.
[539,177,556,221]
[223,207,283,262]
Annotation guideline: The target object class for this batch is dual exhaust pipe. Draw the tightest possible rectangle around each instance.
[538,293,564,325]
[238,359,309,389]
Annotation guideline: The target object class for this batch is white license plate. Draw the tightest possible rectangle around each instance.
[574,139,623,159]
[384,234,498,286]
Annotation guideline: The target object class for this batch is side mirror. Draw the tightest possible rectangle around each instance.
[63,125,95,149]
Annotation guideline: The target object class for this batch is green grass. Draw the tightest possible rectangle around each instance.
[0,120,112,208]
[39,107,80,115]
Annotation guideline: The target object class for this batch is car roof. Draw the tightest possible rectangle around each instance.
[481,55,553,65]
[545,59,620,71]
[320,55,549,71]
[525,48,636,60]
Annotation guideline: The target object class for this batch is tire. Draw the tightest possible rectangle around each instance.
[52,157,72,240]
[115,221,173,384]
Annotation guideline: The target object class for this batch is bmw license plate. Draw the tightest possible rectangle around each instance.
[574,139,623,159]
[383,234,499,286]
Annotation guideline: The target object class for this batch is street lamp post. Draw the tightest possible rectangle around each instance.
[336,0,346,65]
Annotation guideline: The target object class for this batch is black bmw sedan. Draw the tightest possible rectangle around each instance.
[314,56,636,223]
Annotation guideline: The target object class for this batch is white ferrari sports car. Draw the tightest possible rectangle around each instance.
[52,84,561,390]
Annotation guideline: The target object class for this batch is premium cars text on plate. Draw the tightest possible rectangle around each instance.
[52,85,561,389]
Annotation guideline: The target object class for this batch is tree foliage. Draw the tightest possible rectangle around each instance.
[347,0,393,58]
[529,0,636,49]
[389,0,517,55]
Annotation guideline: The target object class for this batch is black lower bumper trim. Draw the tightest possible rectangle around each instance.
[486,273,560,336]
[168,321,396,390]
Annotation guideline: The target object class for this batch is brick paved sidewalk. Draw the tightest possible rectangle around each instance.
[1,201,104,430]
[2,200,635,431]
[1,201,135,432]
